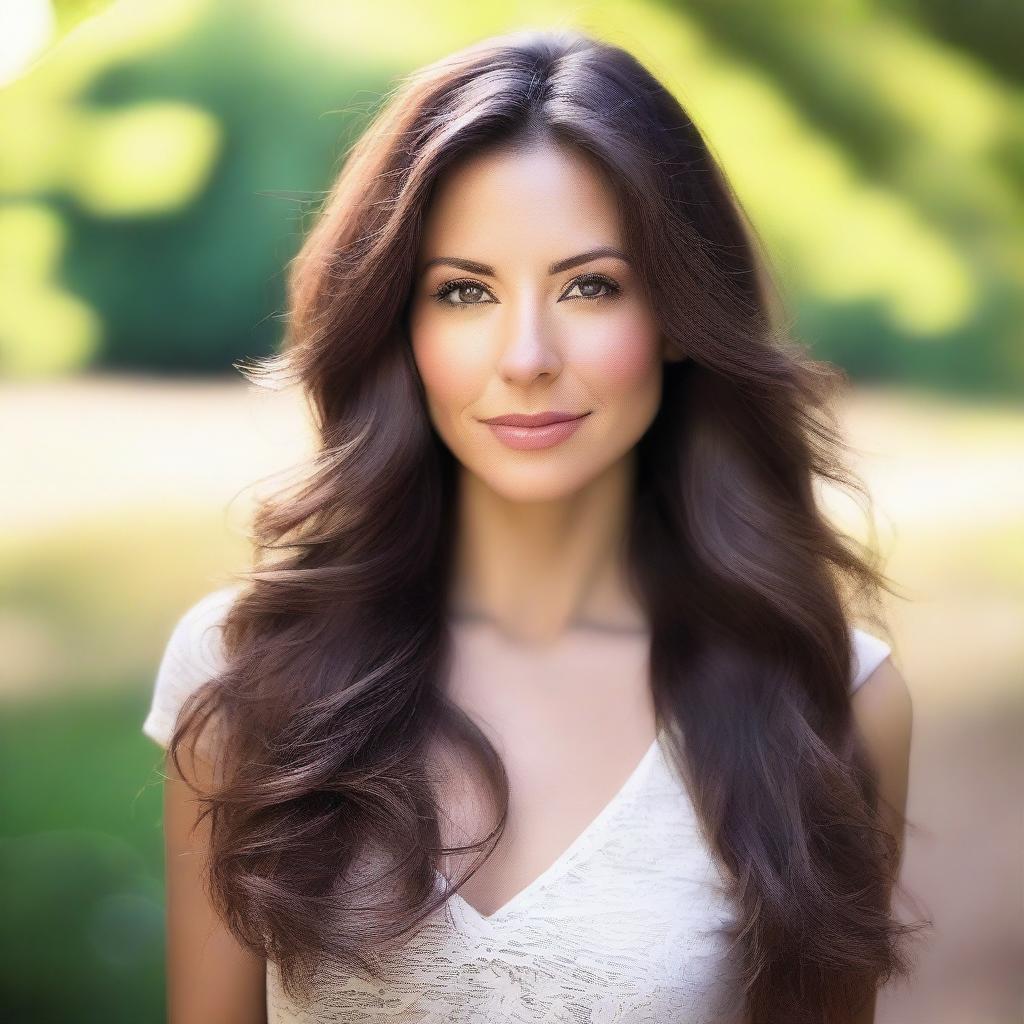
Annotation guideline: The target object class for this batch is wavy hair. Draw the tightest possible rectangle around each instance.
[168,26,927,1022]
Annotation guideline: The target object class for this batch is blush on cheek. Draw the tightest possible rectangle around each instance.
[584,330,661,395]
[413,335,466,403]
[411,330,491,429]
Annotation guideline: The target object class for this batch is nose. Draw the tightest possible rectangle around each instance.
[494,296,563,385]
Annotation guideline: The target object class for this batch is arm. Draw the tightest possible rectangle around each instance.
[738,656,913,1024]
[847,656,915,1024]
[163,748,267,1024]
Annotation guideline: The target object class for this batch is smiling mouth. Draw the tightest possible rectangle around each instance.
[481,412,592,451]
[479,411,591,427]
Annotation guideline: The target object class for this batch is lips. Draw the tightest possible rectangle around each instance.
[482,411,590,451]
[480,411,590,427]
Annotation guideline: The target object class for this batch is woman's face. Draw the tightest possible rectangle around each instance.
[409,142,677,503]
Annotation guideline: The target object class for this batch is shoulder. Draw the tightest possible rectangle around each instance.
[848,626,913,764]
[848,628,914,865]
[848,626,912,728]
[141,584,242,750]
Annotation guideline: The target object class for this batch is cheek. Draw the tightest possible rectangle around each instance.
[576,317,661,398]
[411,323,482,413]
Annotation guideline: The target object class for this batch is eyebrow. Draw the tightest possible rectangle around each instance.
[418,245,633,278]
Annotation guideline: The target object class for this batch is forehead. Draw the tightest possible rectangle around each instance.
[418,142,624,262]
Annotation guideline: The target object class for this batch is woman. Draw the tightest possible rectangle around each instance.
[143,27,925,1024]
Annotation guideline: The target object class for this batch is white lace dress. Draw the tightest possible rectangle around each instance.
[142,586,893,1024]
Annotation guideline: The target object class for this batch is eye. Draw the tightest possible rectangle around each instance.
[430,279,497,310]
[429,272,622,311]
[560,274,621,302]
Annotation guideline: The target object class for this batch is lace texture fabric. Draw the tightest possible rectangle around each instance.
[266,733,747,1024]
[143,587,893,1024]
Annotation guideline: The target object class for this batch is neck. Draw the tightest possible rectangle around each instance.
[448,451,647,646]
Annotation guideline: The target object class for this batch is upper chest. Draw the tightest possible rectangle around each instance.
[430,622,660,919]
[270,628,745,1021]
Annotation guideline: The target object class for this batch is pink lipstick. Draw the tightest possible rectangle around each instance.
[479,410,592,451]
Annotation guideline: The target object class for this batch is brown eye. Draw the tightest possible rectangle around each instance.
[560,274,621,302]
[431,279,496,309]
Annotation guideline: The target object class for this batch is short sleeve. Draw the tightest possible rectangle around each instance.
[142,585,240,750]
[849,627,892,694]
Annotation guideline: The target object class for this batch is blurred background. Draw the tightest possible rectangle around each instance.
[1,0,1021,1021]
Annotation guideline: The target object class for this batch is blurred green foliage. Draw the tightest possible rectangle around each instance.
[3,0,1022,393]
[0,689,166,1023]
[0,504,245,1022]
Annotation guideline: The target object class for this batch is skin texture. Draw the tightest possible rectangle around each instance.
[410,140,685,645]
[847,656,915,1024]
[163,749,267,1024]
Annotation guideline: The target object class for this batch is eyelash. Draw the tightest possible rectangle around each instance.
[430,273,621,311]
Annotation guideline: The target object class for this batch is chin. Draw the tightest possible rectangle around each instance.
[468,459,606,504]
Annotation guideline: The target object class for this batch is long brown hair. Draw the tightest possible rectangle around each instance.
[168,27,927,1021]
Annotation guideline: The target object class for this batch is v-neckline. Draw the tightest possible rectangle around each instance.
[436,730,664,927]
